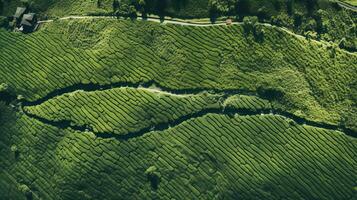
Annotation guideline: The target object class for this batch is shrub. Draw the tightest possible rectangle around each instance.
[209,0,238,15]
[257,6,268,21]
[10,145,20,158]
[18,184,32,199]
[271,13,292,28]
[257,85,284,100]
[112,0,120,11]
[253,26,265,42]
[0,16,8,29]
[243,16,258,33]
[10,145,18,152]
[145,166,160,190]
[0,83,8,92]
[305,19,317,31]
[293,11,303,27]
[115,4,137,18]
[17,95,24,101]
[304,31,317,40]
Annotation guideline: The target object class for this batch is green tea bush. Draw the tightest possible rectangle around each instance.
[1,109,356,199]
[0,18,355,127]
[24,88,221,135]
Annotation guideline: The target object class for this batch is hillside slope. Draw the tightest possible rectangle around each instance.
[1,103,356,200]
[0,18,356,129]
[0,1,356,200]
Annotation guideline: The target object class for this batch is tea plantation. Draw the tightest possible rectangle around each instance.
[0,0,356,200]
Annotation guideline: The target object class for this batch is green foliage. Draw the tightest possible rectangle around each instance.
[257,84,284,101]
[340,0,357,6]
[10,145,18,152]
[1,0,355,50]
[209,0,237,15]
[145,166,160,190]
[0,5,356,199]
[18,184,32,199]
[24,88,221,135]
[1,108,356,199]
[243,15,258,31]
[0,18,355,126]
[223,95,271,112]
[0,16,7,28]
[0,0,3,13]
[0,82,8,92]
[115,3,137,18]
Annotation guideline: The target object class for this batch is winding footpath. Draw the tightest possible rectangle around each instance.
[337,1,357,11]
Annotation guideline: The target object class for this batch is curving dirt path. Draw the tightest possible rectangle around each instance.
[337,1,357,11]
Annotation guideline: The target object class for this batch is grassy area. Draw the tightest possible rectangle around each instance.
[1,103,356,199]
[0,18,355,129]
[24,87,221,135]
[0,1,356,199]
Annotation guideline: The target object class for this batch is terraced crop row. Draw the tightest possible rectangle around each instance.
[23,87,281,136]
[24,87,221,135]
[0,18,355,128]
[1,104,356,200]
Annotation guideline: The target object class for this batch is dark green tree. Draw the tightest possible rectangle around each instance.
[113,0,120,11]
[287,0,294,15]
[293,11,303,27]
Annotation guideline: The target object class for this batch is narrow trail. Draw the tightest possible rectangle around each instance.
[18,83,357,140]
[337,1,357,11]
[38,15,237,26]
[37,15,302,40]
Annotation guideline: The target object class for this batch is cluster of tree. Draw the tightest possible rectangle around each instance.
[208,0,322,19]
[208,0,238,15]
[0,83,17,103]
[112,0,139,18]
[208,0,351,44]
[110,0,191,19]
[242,16,265,42]
[111,0,155,18]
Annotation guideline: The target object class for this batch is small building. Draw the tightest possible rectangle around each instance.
[20,13,37,32]
[226,18,233,25]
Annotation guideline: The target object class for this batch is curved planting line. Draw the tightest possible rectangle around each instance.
[17,82,357,139]
[337,0,357,11]
[22,101,357,140]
